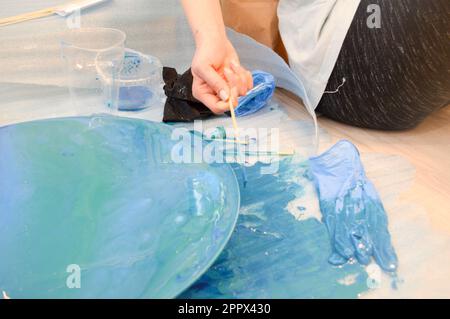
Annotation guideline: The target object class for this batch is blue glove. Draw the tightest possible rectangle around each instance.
[308,140,398,273]
[234,70,275,117]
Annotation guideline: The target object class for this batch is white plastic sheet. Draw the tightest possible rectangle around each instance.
[0,0,316,120]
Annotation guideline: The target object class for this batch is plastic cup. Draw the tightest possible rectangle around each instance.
[60,28,126,113]
[97,49,164,111]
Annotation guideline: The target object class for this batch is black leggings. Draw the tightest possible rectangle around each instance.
[317,0,450,130]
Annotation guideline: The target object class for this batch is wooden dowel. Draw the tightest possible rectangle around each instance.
[228,96,241,143]
[0,9,55,27]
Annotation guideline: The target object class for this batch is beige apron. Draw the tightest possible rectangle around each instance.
[220,0,288,62]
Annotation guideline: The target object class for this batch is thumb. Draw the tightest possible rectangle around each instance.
[194,65,230,101]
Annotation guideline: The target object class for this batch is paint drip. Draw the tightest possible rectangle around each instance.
[181,159,369,298]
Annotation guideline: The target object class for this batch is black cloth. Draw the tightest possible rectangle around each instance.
[162,67,214,122]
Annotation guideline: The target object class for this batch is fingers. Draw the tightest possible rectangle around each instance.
[230,60,253,91]
[224,60,253,96]
[224,66,247,97]
[192,77,231,114]
[192,64,230,102]
[191,59,252,113]
[200,95,229,114]
[216,88,238,112]
[229,87,238,108]
[245,70,253,91]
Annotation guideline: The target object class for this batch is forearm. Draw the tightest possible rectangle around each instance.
[181,0,227,45]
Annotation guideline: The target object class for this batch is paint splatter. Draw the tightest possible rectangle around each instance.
[181,159,369,298]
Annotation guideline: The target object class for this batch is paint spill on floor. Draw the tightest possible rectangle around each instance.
[180,159,369,298]
[182,145,450,298]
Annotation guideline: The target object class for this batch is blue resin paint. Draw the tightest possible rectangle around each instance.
[181,160,369,298]
[0,115,240,298]
[308,140,398,273]
[234,71,275,117]
[118,86,153,111]
[114,49,163,111]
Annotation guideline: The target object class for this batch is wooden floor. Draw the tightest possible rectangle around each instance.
[277,89,450,235]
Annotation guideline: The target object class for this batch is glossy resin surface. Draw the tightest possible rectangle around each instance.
[0,115,240,298]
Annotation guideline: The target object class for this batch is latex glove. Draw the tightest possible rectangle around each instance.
[308,140,398,273]
[234,71,275,117]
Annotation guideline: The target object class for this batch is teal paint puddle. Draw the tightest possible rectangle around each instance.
[181,159,369,298]
[0,115,240,298]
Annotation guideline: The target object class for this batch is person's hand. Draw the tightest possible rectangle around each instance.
[191,37,253,114]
